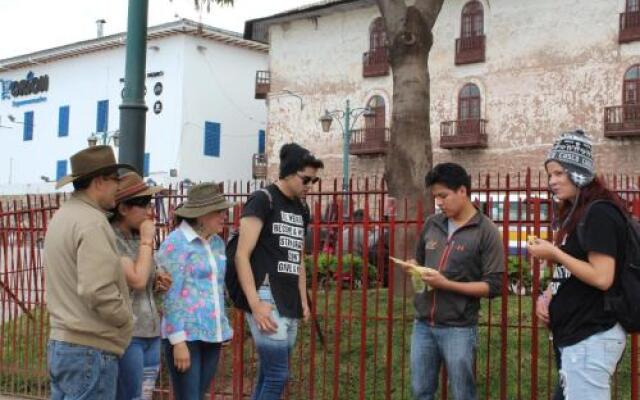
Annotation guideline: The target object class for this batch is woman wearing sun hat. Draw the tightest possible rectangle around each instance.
[109,172,169,400]
[156,182,234,400]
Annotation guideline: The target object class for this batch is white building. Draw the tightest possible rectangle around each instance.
[245,0,640,179]
[0,19,268,194]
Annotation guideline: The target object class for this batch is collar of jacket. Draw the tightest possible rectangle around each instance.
[431,206,484,234]
[72,191,110,215]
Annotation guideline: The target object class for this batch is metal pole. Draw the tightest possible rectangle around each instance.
[343,100,351,192]
[118,0,149,173]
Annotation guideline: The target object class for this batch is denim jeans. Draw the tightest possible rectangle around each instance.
[246,286,299,400]
[410,320,477,400]
[559,324,626,400]
[48,340,119,400]
[162,340,222,400]
[116,336,161,400]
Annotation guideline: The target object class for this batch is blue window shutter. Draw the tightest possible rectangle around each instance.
[258,129,265,154]
[96,100,109,133]
[56,160,67,180]
[58,106,69,137]
[203,121,221,157]
[23,111,34,141]
[143,153,150,177]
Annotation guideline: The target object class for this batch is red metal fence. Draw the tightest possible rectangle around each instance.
[1,171,639,399]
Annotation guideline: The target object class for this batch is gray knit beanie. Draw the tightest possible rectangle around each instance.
[545,130,595,188]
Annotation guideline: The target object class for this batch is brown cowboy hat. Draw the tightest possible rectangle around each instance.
[115,172,166,204]
[56,145,136,189]
[174,182,232,219]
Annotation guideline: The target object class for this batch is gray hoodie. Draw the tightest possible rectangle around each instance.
[415,209,504,326]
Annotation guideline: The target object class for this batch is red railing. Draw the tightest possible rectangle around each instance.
[620,11,640,43]
[440,118,488,149]
[363,47,389,78]
[455,35,486,65]
[349,127,390,155]
[1,172,639,399]
[604,104,640,138]
[255,70,270,100]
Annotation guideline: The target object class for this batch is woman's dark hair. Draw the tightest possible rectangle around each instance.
[424,163,472,197]
[555,176,627,244]
[108,196,152,223]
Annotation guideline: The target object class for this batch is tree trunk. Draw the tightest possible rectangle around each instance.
[377,1,443,295]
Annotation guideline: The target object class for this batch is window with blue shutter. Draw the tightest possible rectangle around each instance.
[96,100,109,133]
[258,129,265,154]
[56,160,67,180]
[203,121,221,157]
[23,111,34,141]
[58,106,69,137]
[143,153,150,177]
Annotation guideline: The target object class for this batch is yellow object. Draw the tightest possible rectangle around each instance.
[389,257,434,292]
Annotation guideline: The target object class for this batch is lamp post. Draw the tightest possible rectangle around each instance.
[87,130,120,147]
[319,100,375,192]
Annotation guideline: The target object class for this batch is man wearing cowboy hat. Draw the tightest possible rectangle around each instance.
[44,145,137,400]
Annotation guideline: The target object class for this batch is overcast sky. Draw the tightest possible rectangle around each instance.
[0,0,319,59]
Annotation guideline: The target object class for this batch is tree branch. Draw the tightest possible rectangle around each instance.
[376,0,407,35]
[413,0,445,29]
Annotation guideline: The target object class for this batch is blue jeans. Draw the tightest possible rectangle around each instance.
[410,320,477,400]
[48,340,119,400]
[162,340,222,400]
[246,287,299,400]
[559,324,626,400]
[116,336,161,400]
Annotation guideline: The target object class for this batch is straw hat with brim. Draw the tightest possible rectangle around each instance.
[115,172,166,203]
[174,182,232,219]
[56,145,136,189]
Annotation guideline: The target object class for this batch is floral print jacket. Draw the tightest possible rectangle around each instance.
[156,221,233,344]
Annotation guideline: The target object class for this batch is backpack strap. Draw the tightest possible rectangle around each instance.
[258,187,274,211]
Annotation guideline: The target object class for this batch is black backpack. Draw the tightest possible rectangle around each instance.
[225,188,273,311]
[577,200,640,333]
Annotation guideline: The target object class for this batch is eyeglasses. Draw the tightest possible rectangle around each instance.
[124,196,152,208]
[297,174,319,185]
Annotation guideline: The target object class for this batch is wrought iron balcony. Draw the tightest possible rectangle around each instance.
[440,119,488,149]
[349,127,390,156]
[362,47,390,78]
[255,71,270,100]
[252,153,267,179]
[620,11,640,43]
[455,35,486,65]
[604,105,640,138]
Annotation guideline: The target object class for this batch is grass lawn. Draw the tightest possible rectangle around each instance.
[0,290,636,399]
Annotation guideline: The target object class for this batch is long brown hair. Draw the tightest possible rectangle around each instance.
[555,176,627,244]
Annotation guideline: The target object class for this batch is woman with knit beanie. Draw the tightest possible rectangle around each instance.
[528,130,628,399]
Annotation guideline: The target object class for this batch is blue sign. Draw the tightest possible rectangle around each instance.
[0,71,49,106]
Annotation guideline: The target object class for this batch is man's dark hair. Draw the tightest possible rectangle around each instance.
[425,163,472,197]
[72,168,118,191]
[278,142,324,179]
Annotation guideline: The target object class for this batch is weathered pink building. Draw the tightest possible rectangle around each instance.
[245,0,640,180]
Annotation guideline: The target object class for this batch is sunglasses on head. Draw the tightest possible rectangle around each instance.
[297,174,319,185]
[124,196,152,208]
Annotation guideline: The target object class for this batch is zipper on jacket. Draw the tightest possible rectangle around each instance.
[429,239,455,326]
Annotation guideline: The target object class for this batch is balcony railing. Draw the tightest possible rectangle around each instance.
[620,11,640,43]
[255,71,270,100]
[362,47,389,78]
[455,35,486,65]
[349,127,390,155]
[440,119,488,149]
[604,105,640,138]
[252,153,268,179]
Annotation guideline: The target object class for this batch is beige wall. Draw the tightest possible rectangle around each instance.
[264,0,640,180]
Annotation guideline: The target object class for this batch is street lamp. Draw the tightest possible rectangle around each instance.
[319,100,375,192]
[87,130,120,147]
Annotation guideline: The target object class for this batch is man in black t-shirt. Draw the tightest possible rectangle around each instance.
[235,142,323,400]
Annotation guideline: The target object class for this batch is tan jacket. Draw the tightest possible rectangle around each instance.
[44,192,133,355]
